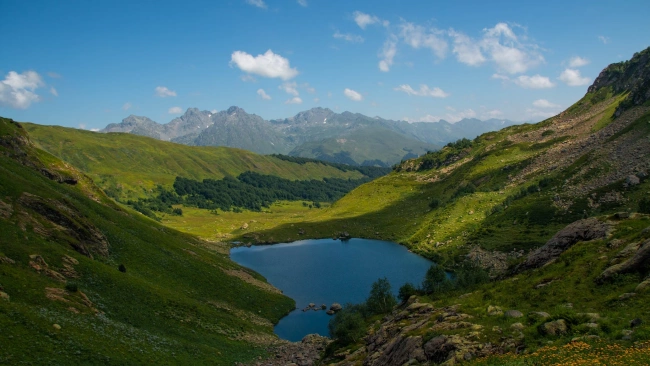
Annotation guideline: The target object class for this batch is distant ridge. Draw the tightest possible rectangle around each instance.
[103,107,519,166]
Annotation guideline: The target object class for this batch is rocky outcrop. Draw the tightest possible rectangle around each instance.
[240,334,331,366]
[598,239,650,282]
[331,300,507,366]
[18,193,109,258]
[518,218,610,271]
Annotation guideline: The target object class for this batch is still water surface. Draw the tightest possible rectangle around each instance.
[230,238,432,341]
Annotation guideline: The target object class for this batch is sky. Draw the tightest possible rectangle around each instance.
[1,0,649,130]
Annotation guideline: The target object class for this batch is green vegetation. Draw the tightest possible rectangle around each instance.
[328,278,398,346]
[23,123,367,201]
[0,117,294,364]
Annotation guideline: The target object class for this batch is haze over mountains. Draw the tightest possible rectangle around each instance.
[102,107,517,166]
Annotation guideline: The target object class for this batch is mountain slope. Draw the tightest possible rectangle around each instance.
[23,123,364,201]
[102,106,518,166]
[289,127,439,166]
[0,117,294,364]
[246,47,650,365]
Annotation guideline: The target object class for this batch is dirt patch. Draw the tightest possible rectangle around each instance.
[223,268,282,295]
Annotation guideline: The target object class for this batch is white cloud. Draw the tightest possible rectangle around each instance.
[333,31,364,43]
[297,0,307,6]
[245,0,267,9]
[378,35,397,72]
[448,29,486,66]
[285,97,303,104]
[302,83,316,93]
[394,84,449,98]
[598,35,610,44]
[559,68,590,86]
[353,11,387,29]
[482,109,503,119]
[405,108,477,123]
[399,22,447,59]
[240,74,256,82]
[122,102,132,111]
[50,87,58,97]
[257,88,271,100]
[491,73,510,81]
[90,128,100,132]
[0,70,45,109]
[533,99,560,108]
[568,56,589,68]
[513,74,555,89]
[279,81,299,96]
[451,23,543,74]
[155,86,177,97]
[210,109,217,113]
[344,88,363,101]
[230,50,298,80]
[168,106,183,114]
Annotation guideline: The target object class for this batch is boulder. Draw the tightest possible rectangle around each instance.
[329,303,342,312]
[510,323,525,331]
[619,292,636,300]
[487,305,503,316]
[326,310,335,315]
[598,239,650,282]
[528,311,551,321]
[539,319,568,336]
[52,324,61,330]
[518,218,610,271]
[0,291,9,301]
[636,279,650,292]
[423,336,457,364]
[626,175,641,186]
[240,223,248,230]
[504,310,524,318]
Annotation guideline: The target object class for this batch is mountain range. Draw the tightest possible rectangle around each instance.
[103,107,517,166]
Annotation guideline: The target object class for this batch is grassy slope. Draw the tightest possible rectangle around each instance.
[23,123,363,200]
[0,117,294,364]
[289,127,439,166]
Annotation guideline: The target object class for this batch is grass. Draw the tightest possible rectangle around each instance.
[0,117,295,364]
[23,123,363,201]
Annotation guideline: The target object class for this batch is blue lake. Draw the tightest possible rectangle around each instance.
[230,238,432,342]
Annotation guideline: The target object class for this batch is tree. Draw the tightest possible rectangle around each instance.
[366,277,397,315]
[421,265,450,295]
[398,282,417,303]
[328,304,367,345]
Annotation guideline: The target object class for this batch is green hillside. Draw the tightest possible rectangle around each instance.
[23,124,364,201]
[242,48,650,365]
[289,127,439,166]
[0,117,294,364]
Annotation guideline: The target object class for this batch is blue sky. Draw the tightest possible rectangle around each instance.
[1,0,649,130]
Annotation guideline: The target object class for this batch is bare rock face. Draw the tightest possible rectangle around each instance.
[518,218,610,271]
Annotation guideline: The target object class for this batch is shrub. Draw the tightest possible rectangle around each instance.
[118,264,127,273]
[542,130,555,137]
[421,265,451,296]
[429,198,441,209]
[366,278,397,315]
[640,198,650,214]
[398,282,417,303]
[172,208,183,216]
[65,282,78,292]
[328,304,367,345]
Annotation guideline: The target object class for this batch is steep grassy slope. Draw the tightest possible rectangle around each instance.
[0,117,294,364]
[23,123,363,201]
